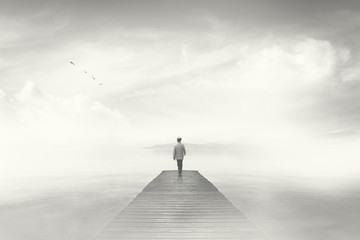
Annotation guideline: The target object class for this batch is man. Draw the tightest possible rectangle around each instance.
[173,137,186,176]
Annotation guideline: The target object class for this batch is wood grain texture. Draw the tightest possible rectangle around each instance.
[95,170,266,240]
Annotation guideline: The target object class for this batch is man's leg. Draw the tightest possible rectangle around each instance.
[179,160,183,175]
[177,160,183,175]
[176,160,180,174]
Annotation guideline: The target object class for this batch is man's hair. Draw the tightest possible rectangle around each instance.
[177,137,182,142]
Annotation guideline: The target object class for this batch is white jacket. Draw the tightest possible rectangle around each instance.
[173,142,186,160]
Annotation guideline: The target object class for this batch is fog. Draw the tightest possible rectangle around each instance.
[1,143,360,240]
[2,0,360,239]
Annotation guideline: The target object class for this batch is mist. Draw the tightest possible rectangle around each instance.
[2,1,360,239]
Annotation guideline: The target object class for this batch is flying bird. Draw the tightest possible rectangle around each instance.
[69,60,102,86]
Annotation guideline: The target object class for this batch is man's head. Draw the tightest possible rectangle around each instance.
[177,137,182,142]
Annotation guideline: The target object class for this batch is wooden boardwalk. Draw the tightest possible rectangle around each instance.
[95,170,266,240]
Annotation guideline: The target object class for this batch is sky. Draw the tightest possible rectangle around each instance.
[1,0,360,148]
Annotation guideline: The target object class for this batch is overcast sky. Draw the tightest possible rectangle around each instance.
[1,0,360,147]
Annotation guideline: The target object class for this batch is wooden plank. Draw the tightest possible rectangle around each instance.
[95,170,266,240]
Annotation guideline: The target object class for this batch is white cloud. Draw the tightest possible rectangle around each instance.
[115,37,352,143]
[2,8,360,180]
[2,18,360,146]
[0,81,140,178]
[0,81,128,147]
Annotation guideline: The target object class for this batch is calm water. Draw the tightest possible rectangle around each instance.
[1,145,359,240]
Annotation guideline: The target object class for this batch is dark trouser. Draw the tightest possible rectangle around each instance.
[176,159,183,175]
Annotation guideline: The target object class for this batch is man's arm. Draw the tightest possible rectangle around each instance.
[183,145,186,156]
[173,146,176,160]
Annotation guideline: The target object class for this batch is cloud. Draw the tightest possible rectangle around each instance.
[2,3,360,179]
[0,81,140,178]
[113,37,359,144]
[2,9,360,146]
[0,81,128,146]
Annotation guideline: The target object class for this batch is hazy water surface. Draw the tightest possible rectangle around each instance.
[1,145,359,240]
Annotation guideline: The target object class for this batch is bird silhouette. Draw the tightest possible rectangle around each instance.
[69,60,102,86]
